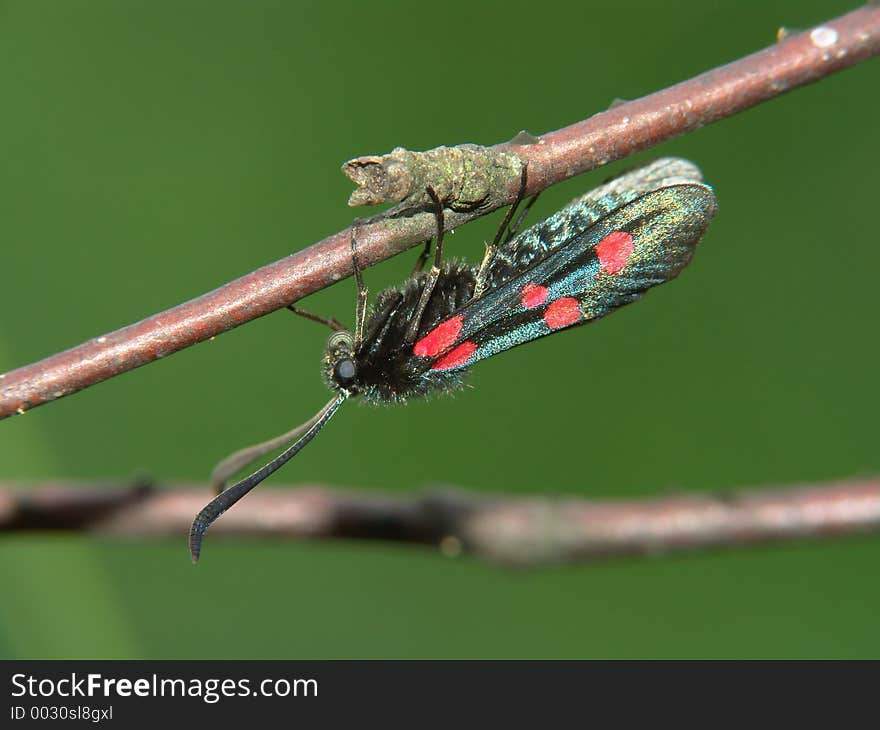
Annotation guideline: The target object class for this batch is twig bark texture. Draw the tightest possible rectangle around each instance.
[2,478,879,566]
[2,5,879,419]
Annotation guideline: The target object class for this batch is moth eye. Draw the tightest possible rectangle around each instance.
[334,358,356,385]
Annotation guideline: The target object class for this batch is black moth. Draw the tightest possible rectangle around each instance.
[190,157,717,561]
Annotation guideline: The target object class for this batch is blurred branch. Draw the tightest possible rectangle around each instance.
[1,478,879,566]
[2,5,879,419]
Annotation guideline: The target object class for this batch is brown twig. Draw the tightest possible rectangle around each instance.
[2,478,879,566]
[2,6,879,420]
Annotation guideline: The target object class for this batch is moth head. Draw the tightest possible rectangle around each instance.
[323,330,358,393]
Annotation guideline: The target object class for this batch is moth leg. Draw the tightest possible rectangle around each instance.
[471,165,529,302]
[350,220,369,349]
[504,191,541,244]
[404,187,445,345]
[409,239,433,276]
[286,306,347,332]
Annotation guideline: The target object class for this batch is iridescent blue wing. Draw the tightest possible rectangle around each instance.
[406,161,717,375]
[485,157,709,286]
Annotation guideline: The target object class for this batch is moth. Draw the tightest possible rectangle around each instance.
[190,157,717,561]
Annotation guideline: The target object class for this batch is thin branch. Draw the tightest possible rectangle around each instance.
[2,478,879,566]
[2,6,879,420]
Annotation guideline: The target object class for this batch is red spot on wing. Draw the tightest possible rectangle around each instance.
[520,283,549,309]
[596,230,634,275]
[413,315,464,358]
[543,297,581,330]
[431,341,477,371]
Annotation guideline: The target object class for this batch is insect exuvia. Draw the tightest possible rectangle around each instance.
[189,157,718,561]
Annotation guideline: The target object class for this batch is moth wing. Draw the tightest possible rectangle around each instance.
[486,157,707,288]
[408,181,717,375]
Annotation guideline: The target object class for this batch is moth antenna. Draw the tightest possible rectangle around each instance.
[210,410,325,495]
[190,393,346,563]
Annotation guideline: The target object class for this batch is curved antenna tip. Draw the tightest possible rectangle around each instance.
[189,514,208,563]
[189,529,203,564]
[185,392,346,563]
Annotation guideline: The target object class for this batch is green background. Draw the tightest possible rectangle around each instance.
[1,0,878,659]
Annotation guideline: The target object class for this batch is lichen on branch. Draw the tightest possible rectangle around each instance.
[342,141,534,212]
